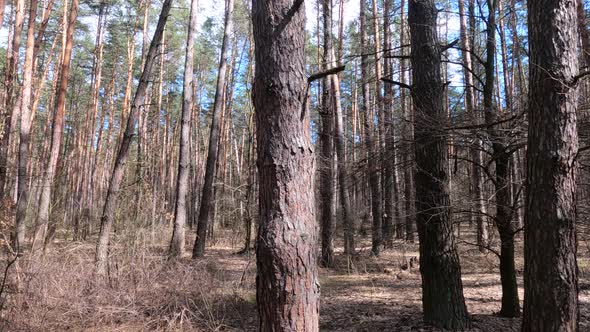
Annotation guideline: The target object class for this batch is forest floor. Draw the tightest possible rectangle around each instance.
[1,226,590,331]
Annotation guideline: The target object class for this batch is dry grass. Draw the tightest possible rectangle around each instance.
[0,224,589,331]
[0,225,257,331]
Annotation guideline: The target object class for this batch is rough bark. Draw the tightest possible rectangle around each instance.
[193,0,234,258]
[170,0,198,258]
[523,0,580,330]
[95,0,172,276]
[252,0,320,329]
[408,0,469,329]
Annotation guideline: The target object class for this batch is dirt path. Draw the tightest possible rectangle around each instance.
[207,242,590,331]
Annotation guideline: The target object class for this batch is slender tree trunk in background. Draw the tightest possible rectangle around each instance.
[86,1,109,236]
[510,0,526,230]
[578,0,590,67]
[139,1,150,69]
[458,0,488,252]
[319,0,355,256]
[409,0,469,329]
[170,0,198,258]
[482,0,519,318]
[154,34,166,221]
[134,2,152,219]
[0,0,24,200]
[193,0,234,258]
[332,65,355,255]
[370,0,384,199]
[95,0,172,276]
[360,0,382,256]
[237,36,255,254]
[319,0,335,267]
[400,0,415,243]
[30,1,57,127]
[253,0,319,329]
[0,0,6,28]
[497,0,512,112]
[577,0,590,224]
[382,0,399,247]
[369,0,387,249]
[14,0,39,252]
[79,0,108,240]
[240,116,255,254]
[32,0,79,253]
[119,17,140,146]
[523,0,580,330]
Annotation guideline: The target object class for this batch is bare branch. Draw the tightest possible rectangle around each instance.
[440,38,459,52]
[381,77,411,90]
[307,65,346,83]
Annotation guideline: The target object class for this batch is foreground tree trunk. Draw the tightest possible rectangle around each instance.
[252,0,319,329]
[523,0,580,330]
[32,0,78,252]
[95,0,172,276]
[169,0,198,258]
[192,0,234,257]
[408,0,469,329]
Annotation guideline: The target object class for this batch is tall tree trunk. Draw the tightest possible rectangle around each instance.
[408,0,469,329]
[95,0,173,276]
[169,0,198,258]
[14,0,39,252]
[319,0,335,267]
[523,0,580,330]
[85,1,109,238]
[459,0,488,252]
[401,0,415,242]
[382,0,400,247]
[32,0,79,252]
[0,0,6,28]
[482,0,520,317]
[0,0,25,199]
[252,0,319,329]
[360,0,382,256]
[332,66,355,255]
[79,0,108,240]
[192,0,234,258]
